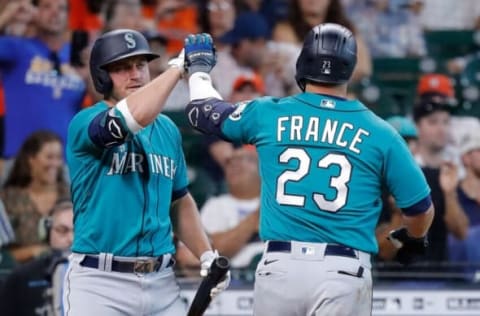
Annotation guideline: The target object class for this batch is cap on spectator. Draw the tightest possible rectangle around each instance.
[417,73,455,98]
[386,116,418,139]
[412,95,453,122]
[459,133,480,156]
[232,73,265,94]
[220,12,269,44]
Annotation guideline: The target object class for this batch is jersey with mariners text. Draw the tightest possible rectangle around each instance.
[221,93,430,254]
[67,101,188,257]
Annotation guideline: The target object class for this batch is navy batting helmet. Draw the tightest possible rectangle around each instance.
[295,23,357,91]
[90,29,160,95]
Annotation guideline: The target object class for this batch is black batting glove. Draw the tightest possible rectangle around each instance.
[387,227,428,265]
[184,33,217,76]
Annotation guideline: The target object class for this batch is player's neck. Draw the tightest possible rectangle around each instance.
[305,84,347,99]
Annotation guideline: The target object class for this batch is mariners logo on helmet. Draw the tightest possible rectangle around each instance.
[124,33,137,49]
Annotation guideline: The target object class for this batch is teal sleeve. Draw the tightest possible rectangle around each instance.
[68,110,102,155]
[384,132,430,208]
[221,99,259,144]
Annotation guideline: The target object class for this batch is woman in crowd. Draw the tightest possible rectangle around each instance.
[1,130,70,263]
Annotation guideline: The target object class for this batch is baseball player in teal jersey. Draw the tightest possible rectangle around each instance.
[183,26,435,315]
[63,29,229,316]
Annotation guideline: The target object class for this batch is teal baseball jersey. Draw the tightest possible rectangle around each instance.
[67,101,188,257]
[222,93,430,254]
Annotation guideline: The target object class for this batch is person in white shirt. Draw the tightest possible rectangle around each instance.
[201,147,262,270]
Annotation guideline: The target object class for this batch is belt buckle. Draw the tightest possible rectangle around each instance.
[133,260,155,274]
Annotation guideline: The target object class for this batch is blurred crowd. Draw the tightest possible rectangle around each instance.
[0,0,479,313]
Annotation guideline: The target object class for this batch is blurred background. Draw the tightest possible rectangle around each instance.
[0,0,479,315]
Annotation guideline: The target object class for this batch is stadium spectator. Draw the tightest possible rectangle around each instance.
[104,0,149,32]
[448,132,480,263]
[0,198,15,273]
[211,12,269,99]
[416,73,456,105]
[198,0,236,43]
[0,200,73,316]
[0,0,36,37]
[413,98,469,263]
[234,0,289,31]
[176,147,262,278]
[0,131,70,263]
[68,0,104,36]
[0,0,86,159]
[348,0,426,57]
[154,0,199,53]
[419,0,480,30]
[201,147,262,267]
[272,0,372,82]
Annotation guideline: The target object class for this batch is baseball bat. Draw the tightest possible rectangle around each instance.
[187,256,230,316]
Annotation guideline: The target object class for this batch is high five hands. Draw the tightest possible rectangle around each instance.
[183,33,217,76]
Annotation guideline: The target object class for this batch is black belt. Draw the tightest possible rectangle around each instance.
[267,241,358,259]
[80,255,174,274]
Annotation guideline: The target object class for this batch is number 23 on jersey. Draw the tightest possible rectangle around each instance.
[276,148,352,213]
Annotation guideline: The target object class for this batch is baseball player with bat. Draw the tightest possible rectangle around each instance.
[183,26,435,315]
[63,29,229,315]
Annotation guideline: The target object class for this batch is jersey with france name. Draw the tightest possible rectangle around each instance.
[67,101,188,257]
[221,93,430,254]
[0,36,86,158]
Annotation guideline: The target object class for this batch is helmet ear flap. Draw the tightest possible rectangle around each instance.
[91,64,113,95]
[295,76,306,92]
[96,68,113,95]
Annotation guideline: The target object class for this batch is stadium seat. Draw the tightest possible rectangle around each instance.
[425,30,479,60]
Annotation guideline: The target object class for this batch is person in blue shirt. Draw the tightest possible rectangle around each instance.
[0,0,86,158]
[183,25,434,315]
[63,29,229,316]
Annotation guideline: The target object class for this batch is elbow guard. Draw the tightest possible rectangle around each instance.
[185,98,236,138]
[88,108,131,148]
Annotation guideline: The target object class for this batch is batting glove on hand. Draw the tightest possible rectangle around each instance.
[388,228,428,265]
[184,33,216,76]
[167,49,185,74]
[200,250,231,298]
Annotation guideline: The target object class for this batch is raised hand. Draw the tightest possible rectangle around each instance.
[184,33,216,76]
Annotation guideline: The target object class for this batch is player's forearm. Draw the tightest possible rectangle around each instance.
[175,194,213,259]
[443,191,469,239]
[124,67,182,127]
[402,205,434,238]
[209,214,258,258]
